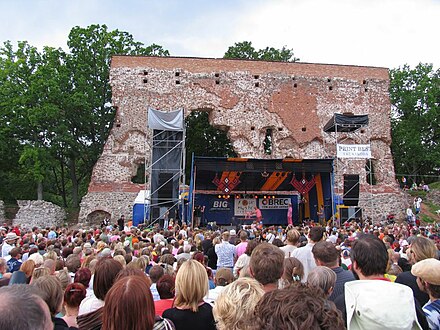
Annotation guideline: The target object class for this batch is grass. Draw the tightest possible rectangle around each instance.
[430,181,440,190]
[421,214,435,224]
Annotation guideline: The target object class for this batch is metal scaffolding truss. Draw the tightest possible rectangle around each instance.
[323,113,373,223]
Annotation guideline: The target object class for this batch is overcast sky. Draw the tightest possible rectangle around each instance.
[1,0,438,69]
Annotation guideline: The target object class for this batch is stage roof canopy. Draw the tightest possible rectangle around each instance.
[193,157,333,192]
[323,113,369,132]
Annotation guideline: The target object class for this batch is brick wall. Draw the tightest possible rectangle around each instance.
[79,56,404,222]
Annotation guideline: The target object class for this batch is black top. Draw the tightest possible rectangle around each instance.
[163,302,216,330]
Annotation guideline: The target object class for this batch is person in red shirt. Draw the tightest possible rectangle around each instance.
[154,274,175,316]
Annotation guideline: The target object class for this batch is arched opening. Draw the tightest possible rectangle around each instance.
[86,210,111,225]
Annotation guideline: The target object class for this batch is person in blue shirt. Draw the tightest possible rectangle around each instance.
[6,247,22,273]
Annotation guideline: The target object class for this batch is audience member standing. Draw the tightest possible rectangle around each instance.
[291,226,325,282]
[215,231,236,270]
[249,242,284,292]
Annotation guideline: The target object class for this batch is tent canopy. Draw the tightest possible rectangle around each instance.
[323,113,369,133]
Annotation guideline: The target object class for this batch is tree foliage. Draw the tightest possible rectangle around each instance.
[185,111,236,179]
[390,63,440,183]
[0,24,169,206]
[224,41,299,62]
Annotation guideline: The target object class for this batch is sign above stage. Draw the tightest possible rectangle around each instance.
[259,197,290,209]
[337,144,371,159]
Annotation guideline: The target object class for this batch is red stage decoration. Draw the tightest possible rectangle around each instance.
[212,172,241,193]
[290,173,316,195]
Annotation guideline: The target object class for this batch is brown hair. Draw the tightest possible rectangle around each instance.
[102,276,155,330]
[254,284,344,329]
[286,229,300,244]
[249,243,284,285]
[312,241,340,266]
[93,258,123,300]
[281,257,304,287]
[64,283,86,308]
[157,274,175,299]
[74,267,92,288]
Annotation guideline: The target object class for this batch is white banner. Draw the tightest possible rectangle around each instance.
[234,198,256,216]
[337,144,371,159]
[259,198,291,209]
[148,108,184,131]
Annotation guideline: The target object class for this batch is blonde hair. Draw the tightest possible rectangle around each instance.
[213,278,265,330]
[56,268,70,291]
[409,237,438,264]
[20,260,36,278]
[44,250,58,261]
[32,267,51,282]
[174,259,208,312]
[113,255,126,267]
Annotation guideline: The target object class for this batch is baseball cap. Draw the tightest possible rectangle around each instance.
[411,258,440,285]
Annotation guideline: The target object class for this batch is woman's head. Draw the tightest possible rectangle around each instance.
[175,259,208,312]
[280,257,304,288]
[74,267,92,288]
[244,239,259,256]
[93,258,123,300]
[307,266,336,297]
[20,259,36,278]
[64,283,86,309]
[102,276,155,330]
[213,277,264,330]
[409,237,438,264]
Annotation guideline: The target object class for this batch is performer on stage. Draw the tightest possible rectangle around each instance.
[287,203,293,226]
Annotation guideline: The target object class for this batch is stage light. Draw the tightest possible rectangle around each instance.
[227,195,230,199]
[264,195,267,199]
[272,195,275,199]
[254,195,258,199]
[218,195,221,199]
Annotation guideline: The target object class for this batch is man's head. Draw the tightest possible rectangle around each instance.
[149,265,165,284]
[412,258,440,299]
[351,234,388,279]
[0,285,52,330]
[312,241,339,267]
[222,231,230,242]
[308,227,326,243]
[285,229,300,245]
[249,242,284,288]
[239,230,248,242]
[215,268,234,286]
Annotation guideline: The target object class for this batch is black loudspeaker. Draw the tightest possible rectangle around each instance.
[158,173,173,199]
[339,207,362,223]
[343,174,359,206]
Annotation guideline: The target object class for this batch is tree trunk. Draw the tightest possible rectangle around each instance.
[37,181,43,200]
[69,158,79,208]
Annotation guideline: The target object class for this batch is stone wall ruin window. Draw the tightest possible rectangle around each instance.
[366,159,377,185]
[263,128,273,155]
[132,162,146,184]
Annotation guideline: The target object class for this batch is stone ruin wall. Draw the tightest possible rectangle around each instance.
[13,200,66,229]
[79,56,406,223]
[0,200,5,224]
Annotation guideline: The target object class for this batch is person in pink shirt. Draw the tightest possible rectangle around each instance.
[287,203,293,226]
[235,231,248,258]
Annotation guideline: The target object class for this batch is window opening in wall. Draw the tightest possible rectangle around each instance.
[363,80,367,84]
[131,163,146,184]
[215,80,220,85]
[254,75,260,79]
[263,128,273,155]
[128,146,134,155]
[302,127,307,132]
[329,86,333,91]
[255,82,259,87]
[366,159,377,185]
[215,73,220,77]
[143,78,148,83]
[143,70,148,75]
[176,80,180,85]
[175,72,180,77]
[327,78,331,82]
[294,83,297,88]
[364,88,368,92]
[278,127,283,131]
[251,126,255,131]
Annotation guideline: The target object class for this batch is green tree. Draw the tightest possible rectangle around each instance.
[390,63,440,183]
[0,24,169,207]
[224,41,299,62]
[185,111,236,179]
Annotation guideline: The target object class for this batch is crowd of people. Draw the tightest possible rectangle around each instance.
[0,217,439,330]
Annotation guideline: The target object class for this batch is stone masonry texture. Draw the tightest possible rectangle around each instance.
[79,56,405,222]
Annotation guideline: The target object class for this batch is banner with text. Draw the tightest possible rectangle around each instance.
[259,197,291,209]
[234,198,256,216]
[337,144,371,159]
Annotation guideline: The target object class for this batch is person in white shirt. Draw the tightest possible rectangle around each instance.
[280,229,300,258]
[291,226,325,282]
